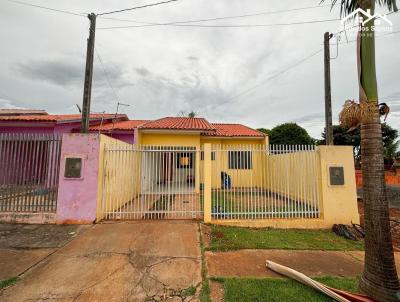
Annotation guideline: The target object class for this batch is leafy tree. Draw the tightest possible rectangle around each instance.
[268,123,315,145]
[178,111,197,118]
[322,0,399,300]
[319,123,399,166]
[256,128,271,136]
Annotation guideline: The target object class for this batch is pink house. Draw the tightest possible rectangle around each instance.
[0,113,134,143]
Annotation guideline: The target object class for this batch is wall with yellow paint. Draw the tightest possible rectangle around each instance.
[97,135,141,221]
[200,138,267,189]
[202,144,359,228]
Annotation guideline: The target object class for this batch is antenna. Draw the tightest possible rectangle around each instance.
[76,104,82,113]
[111,102,131,136]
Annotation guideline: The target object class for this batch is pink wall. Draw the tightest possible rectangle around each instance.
[0,121,135,144]
[105,132,135,144]
[56,134,100,224]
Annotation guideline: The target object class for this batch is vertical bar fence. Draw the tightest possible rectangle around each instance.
[210,144,321,220]
[101,144,203,220]
[0,133,62,212]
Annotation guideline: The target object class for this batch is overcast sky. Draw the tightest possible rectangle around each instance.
[0,0,399,138]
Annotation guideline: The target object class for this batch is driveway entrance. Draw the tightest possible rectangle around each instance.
[0,221,202,301]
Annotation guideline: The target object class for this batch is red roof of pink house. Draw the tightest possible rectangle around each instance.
[89,120,149,131]
[0,114,128,123]
[203,123,265,137]
[89,117,265,138]
[139,117,215,131]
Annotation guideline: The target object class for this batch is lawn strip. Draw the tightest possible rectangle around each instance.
[219,276,359,302]
[208,225,364,251]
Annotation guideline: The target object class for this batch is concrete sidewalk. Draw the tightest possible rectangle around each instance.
[0,221,202,302]
[0,224,89,280]
[206,249,400,278]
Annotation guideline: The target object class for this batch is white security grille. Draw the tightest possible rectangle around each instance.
[101,145,203,220]
[210,144,321,220]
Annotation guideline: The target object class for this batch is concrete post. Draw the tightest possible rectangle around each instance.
[203,143,212,223]
[318,146,360,225]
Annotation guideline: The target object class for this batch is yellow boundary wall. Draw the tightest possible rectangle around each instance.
[203,144,360,229]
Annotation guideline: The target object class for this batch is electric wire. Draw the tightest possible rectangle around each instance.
[97,0,179,16]
[224,49,323,101]
[97,4,332,25]
[6,0,86,17]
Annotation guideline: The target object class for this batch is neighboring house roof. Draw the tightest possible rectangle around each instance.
[203,123,265,138]
[139,117,215,131]
[0,114,128,123]
[0,109,48,116]
[90,120,150,131]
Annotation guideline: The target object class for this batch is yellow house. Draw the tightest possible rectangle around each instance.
[97,117,359,227]
[135,117,268,192]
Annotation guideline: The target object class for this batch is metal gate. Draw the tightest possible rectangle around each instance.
[101,144,203,220]
[0,133,62,212]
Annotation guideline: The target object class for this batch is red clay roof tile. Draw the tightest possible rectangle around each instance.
[89,120,149,131]
[202,123,265,138]
[139,117,215,131]
[0,114,127,122]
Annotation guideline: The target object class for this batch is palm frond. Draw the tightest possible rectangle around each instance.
[320,0,398,16]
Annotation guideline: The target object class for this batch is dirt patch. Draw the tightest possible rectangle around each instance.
[206,250,365,278]
[210,280,224,302]
[201,224,211,248]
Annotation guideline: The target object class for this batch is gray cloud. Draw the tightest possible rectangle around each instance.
[135,67,150,77]
[15,58,130,90]
[0,0,399,138]
[16,60,83,87]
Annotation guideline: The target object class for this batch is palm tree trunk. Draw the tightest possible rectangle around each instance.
[358,2,400,301]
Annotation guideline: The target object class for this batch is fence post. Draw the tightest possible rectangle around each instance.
[317,145,360,225]
[204,143,212,223]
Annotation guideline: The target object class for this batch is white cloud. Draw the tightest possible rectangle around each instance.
[0,0,399,138]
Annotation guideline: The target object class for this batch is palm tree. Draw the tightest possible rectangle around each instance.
[322,0,399,301]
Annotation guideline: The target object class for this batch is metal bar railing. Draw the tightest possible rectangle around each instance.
[0,133,62,213]
[210,144,321,220]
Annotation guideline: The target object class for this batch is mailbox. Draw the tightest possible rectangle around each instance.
[329,166,344,186]
[64,157,83,179]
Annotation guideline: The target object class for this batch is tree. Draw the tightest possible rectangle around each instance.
[256,128,271,136]
[268,123,315,145]
[322,0,399,300]
[178,111,197,118]
[319,123,399,166]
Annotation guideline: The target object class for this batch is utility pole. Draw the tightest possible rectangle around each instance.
[80,13,97,133]
[324,32,333,145]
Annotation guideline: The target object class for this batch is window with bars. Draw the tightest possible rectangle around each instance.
[176,152,194,169]
[228,151,252,169]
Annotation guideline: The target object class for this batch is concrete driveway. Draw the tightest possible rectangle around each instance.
[0,221,202,302]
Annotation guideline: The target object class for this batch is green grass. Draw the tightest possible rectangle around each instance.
[0,277,18,289]
[218,276,359,302]
[181,285,196,297]
[208,225,364,251]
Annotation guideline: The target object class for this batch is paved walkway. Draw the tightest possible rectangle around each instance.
[206,249,400,278]
[0,224,88,280]
[0,221,202,302]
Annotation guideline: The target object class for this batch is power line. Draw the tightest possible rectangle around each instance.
[97,0,179,16]
[97,3,332,25]
[98,18,340,30]
[6,0,86,17]
[94,48,121,105]
[224,49,323,101]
